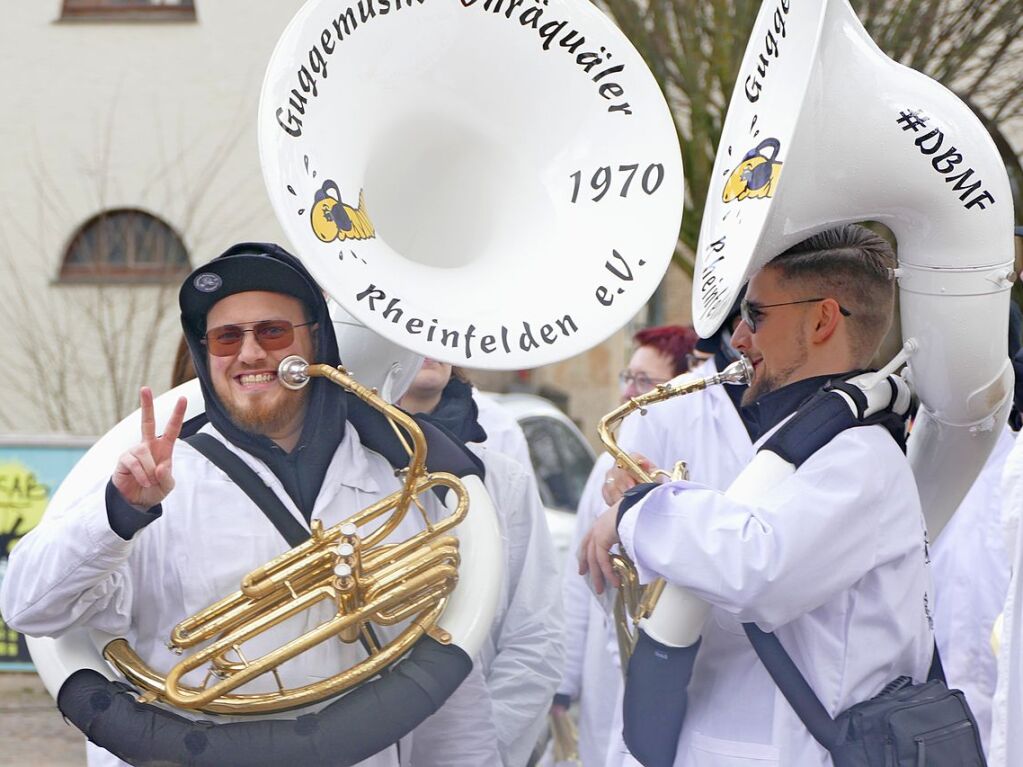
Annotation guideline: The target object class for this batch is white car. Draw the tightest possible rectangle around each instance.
[481,392,596,561]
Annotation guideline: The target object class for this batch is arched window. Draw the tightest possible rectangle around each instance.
[59,209,190,284]
[60,1,196,22]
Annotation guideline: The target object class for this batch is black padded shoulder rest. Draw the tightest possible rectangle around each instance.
[57,637,471,767]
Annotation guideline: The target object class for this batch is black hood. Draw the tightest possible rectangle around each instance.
[179,242,346,464]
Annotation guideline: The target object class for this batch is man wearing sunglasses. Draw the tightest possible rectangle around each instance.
[581,224,932,767]
[2,243,500,767]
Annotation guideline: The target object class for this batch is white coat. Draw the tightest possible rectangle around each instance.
[474,390,535,476]
[559,453,623,767]
[599,358,754,767]
[462,390,563,765]
[470,445,565,767]
[0,424,500,767]
[990,429,1023,765]
[931,424,1014,754]
[618,421,933,767]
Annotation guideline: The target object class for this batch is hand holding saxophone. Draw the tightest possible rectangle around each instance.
[578,502,622,595]
[112,386,187,508]
[601,452,656,505]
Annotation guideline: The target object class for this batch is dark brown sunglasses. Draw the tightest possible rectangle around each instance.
[202,320,313,357]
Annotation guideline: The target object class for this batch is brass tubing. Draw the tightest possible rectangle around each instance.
[358,479,467,569]
[173,564,332,647]
[373,574,459,624]
[306,364,427,514]
[175,474,465,646]
[597,376,715,483]
[166,586,340,705]
[162,556,460,707]
[105,599,447,714]
[237,486,422,600]
[367,565,458,624]
[360,540,460,597]
[160,567,456,708]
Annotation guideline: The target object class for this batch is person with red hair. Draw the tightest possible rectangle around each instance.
[618,326,700,400]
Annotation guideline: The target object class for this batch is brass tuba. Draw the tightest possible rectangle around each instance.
[598,356,752,666]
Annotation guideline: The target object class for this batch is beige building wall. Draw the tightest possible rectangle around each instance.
[0,1,307,436]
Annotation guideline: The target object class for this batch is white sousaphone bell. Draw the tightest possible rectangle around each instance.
[26,0,687,762]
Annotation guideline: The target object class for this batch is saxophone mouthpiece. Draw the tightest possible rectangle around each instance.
[717,355,753,386]
[278,355,311,390]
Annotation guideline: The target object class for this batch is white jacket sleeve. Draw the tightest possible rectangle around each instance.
[619,428,918,629]
[992,434,1023,764]
[558,454,614,700]
[1000,433,1023,563]
[477,450,565,766]
[0,477,136,638]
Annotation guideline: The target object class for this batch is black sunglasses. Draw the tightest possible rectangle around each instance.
[740,297,851,333]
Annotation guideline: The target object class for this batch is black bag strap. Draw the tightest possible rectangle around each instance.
[742,623,838,749]
[184,433,310,548]
[743,622,945,751]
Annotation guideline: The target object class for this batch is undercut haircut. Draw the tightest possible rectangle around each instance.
[768,224,896,366]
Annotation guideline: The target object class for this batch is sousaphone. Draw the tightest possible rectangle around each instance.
[619,0,1014,763]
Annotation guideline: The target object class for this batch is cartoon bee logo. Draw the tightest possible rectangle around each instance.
[722,138,783,203]
[310,180,375,242]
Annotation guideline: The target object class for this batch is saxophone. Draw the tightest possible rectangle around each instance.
[597,356,752,667]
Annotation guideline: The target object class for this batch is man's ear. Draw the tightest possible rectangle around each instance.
[810,299,842,344]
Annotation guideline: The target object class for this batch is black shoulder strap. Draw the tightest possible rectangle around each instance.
[183,433,310,548]
[742,623,838,749]
[743,622,945,751]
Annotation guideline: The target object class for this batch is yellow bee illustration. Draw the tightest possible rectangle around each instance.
[310,180,375,242]
[722,138,783,203]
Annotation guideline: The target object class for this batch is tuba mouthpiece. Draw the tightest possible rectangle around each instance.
[278,355,311,390]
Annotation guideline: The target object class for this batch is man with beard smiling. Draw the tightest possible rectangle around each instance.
[580,224,933,767]
[1,243,500,767]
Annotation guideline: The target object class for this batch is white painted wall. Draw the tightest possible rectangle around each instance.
[0,1,307,434]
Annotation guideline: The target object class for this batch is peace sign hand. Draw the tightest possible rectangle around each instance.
[112,387,188,509]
